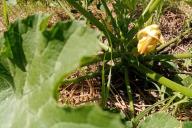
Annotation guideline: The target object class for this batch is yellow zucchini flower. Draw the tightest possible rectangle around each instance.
[137,24,164,55]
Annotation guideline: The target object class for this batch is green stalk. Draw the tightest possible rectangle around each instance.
[100,22,114,107]
[140,0,162,23]
[56,0,75,20]
[162,87,190,113]
[105,67,112,104]
[142,53,192,61]
[124,68,134,117]
[101,53,107,107]
[130,62,192,97]
[80,52,121,67]
[82,0,88,10]
[133,98,170,127]
[99,42,112,52]
[100,0,120,37]
[65,0,119,44]
[62,71,101,85]
[160,85,166,101]
[170,97,189,108]
[156,28,191,52]
[170,84,192,109]
[160,95,177,111]
[3,0,9,27]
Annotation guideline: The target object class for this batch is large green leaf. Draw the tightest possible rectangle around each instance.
[137,112,181,128]
[0,14,124,128]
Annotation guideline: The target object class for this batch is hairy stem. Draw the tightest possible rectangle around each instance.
[133,98,170,127]
[142,53,192,61]
[124,68,134,117]
[80,52,121,67]
[156,28,192,52]
[62,71,101,85]
[3,0,9,27]
[130,61,192,97]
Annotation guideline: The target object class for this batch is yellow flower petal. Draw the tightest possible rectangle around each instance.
[137,24,164,55]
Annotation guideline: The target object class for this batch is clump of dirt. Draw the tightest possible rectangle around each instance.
[160,7,186,40]
[172,33,192,53]
[58,64,102,106]
[159,5,192,54]
[176,107,192,121]
[0,17,6,34]
[58,78,101,105]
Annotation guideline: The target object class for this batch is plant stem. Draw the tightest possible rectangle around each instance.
[156,28,192,52]
[156,36,180,52]
[130,61,192,97]
[142,53,192,61]
[101,53,107,107]
[61,63,122,87]
[99,42,112,52]
[3,0,9,27]
[124,68,134,117]
[160,95,177,111]
[62,71,101,85]
[100,0,119,37]
[133,98,170,127]
[80,52,121,67]
[65,0,119,45]
[105,66,112,106]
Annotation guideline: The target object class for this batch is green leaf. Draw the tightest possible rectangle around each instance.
[182,76,192,87]
[183,59,192,71]
[0,63,13,90]
[137,112,181,128]
[183,121,192,128]
[0,14,124,128]
[123,0,137,11]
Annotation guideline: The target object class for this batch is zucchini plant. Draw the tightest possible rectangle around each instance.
[1,0,192,128]
[0,10,191,128]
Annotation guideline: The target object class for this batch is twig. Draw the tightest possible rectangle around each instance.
[156,28,192,52]
[142,53,192,61]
